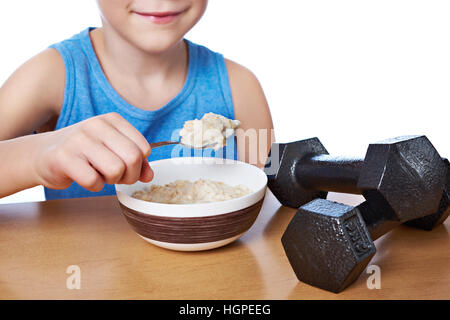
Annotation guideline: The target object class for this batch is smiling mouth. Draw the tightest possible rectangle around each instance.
[132,10,186,24]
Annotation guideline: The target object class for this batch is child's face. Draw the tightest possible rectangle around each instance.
[97,0,208,53]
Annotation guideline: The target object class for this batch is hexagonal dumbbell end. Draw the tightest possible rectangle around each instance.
[358,135,446,222]
[281,198,376,293]
[404,158,450,230]
[264,138,328,208]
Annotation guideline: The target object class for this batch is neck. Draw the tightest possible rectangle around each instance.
[91,26,187,81]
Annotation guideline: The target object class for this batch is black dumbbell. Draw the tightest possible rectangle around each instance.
[264,135,448,232]
[284,162,449,294]
[281,198,391,293]
[265,135,448,292]
[282,189,449,293]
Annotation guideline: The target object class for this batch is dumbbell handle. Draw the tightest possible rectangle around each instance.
[296,155,404,239]
[296,154,364,194]
[295,154,393,238]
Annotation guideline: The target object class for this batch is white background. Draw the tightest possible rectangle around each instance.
[0,0,449,203]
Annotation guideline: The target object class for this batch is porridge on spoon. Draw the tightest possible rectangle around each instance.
[179,112,241,151]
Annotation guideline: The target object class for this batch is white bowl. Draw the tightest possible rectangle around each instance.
[115,157,267,251]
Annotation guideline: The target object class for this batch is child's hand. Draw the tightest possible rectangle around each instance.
[32,112,153,192]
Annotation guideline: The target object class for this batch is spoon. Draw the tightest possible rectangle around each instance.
[149,139,218,150]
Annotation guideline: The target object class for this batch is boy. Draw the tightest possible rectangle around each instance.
[0,0,273,199]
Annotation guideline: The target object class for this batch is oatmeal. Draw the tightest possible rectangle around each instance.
[132,179,252,204]
[179,113,241,151]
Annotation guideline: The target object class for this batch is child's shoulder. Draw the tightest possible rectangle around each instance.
[225,59,261,88]
[49,28,90,53]
[3,30,90,118]
[223,58,271,132]
[186,40,263,99]
[0,47,65,120]
[225,58,266,107]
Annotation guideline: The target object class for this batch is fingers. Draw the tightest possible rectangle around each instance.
[139,160,154,182]
[90,122,144,184]
[80,113,153,185]
[100,113,154,184]
[80,138,127,185]
[63,154,105,192]
[105,112,151,157]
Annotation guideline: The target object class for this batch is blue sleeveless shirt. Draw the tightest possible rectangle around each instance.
[45,28,237,200]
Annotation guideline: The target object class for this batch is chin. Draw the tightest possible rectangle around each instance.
[123,27,186,54]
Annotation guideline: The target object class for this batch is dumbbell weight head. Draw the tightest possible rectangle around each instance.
[281,198,377,293]
[264,138,328,207]
[358,136,446,225]
[403,158,449,230]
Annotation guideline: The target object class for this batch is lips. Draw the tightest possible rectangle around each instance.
[133,10,184,24]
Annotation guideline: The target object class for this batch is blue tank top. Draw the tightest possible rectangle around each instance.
[45,28,237,200]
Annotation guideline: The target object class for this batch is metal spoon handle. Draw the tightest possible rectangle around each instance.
[149,141,180,149]
[149,140,218,150]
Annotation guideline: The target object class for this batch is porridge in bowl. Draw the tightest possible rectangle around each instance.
[115,157,268,251]
[132,179,252,204]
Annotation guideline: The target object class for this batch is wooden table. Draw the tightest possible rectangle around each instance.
[0,191,448,300]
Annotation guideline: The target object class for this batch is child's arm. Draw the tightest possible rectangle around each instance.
[0,50,153,198]
[226,60,275,168]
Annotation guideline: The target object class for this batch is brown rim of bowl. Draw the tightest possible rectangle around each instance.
[119,198,265,244]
